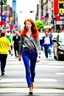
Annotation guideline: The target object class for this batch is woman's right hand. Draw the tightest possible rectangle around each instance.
[36,56,40,62]
[18,56,21,61]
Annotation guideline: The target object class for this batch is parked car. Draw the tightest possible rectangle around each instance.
[54,33,64,60]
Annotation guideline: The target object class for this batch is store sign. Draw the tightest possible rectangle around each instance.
[59,0,64,14]
[2,14,6,22]
[59,8,64,14]
[59,0,64,3]
[54,0,59,14]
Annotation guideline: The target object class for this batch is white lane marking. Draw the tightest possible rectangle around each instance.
[0,88,64,93]
[0,78,57,83]
[6,65,64,68]
[56,73,64,75]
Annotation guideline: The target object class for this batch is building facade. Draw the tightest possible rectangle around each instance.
[38,0,64,32]
[12,0,18,31]
[40,0,53,24]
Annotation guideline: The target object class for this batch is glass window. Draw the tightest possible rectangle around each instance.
[59,35,64,42]
[59,4,64,8]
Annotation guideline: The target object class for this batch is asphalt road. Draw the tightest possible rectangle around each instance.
[0,51,64,96]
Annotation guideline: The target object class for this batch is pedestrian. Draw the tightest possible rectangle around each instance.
[13,31,20,58]
[0,31,11,76]
[41,29,53,58]
[6,31,13,56]
[18,18,40,95]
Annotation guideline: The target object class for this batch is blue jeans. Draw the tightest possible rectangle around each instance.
[48,46,52,55]
[22,48,37,88]
[44,45,52,58]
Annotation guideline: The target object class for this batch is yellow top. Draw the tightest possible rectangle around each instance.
[0,37,11,54]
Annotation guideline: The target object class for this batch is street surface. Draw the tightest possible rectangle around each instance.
[0,51,64,96]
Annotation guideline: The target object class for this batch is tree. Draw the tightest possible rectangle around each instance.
[3,0,7,5]
[35,20,44,31]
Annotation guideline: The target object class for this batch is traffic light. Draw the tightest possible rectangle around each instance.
[3,0,7,5]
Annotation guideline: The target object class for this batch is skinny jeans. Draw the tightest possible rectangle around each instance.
[22,48,37,88]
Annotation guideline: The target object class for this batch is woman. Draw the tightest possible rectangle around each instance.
[18,18,40,94]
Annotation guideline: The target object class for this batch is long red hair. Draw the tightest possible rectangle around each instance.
[20,18,39,40]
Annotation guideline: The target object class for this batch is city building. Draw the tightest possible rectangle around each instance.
[12,0,16,24]
[12,0,18,31]
[53,0,64,32]
[37,0,64,32]
[40,0,53,24]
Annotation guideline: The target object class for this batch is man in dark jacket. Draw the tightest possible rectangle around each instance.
[13,31,20,57]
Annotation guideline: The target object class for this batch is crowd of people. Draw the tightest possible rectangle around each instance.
[0,30,21,76]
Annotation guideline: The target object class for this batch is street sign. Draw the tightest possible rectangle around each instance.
[2,14,6,21]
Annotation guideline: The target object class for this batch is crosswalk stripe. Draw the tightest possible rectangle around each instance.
[0,78,57,83]
[56,73,64,75]
[0,88,64,93]
[6,65,64,68]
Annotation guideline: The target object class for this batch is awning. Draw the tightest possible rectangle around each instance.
[43,25,53,29]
